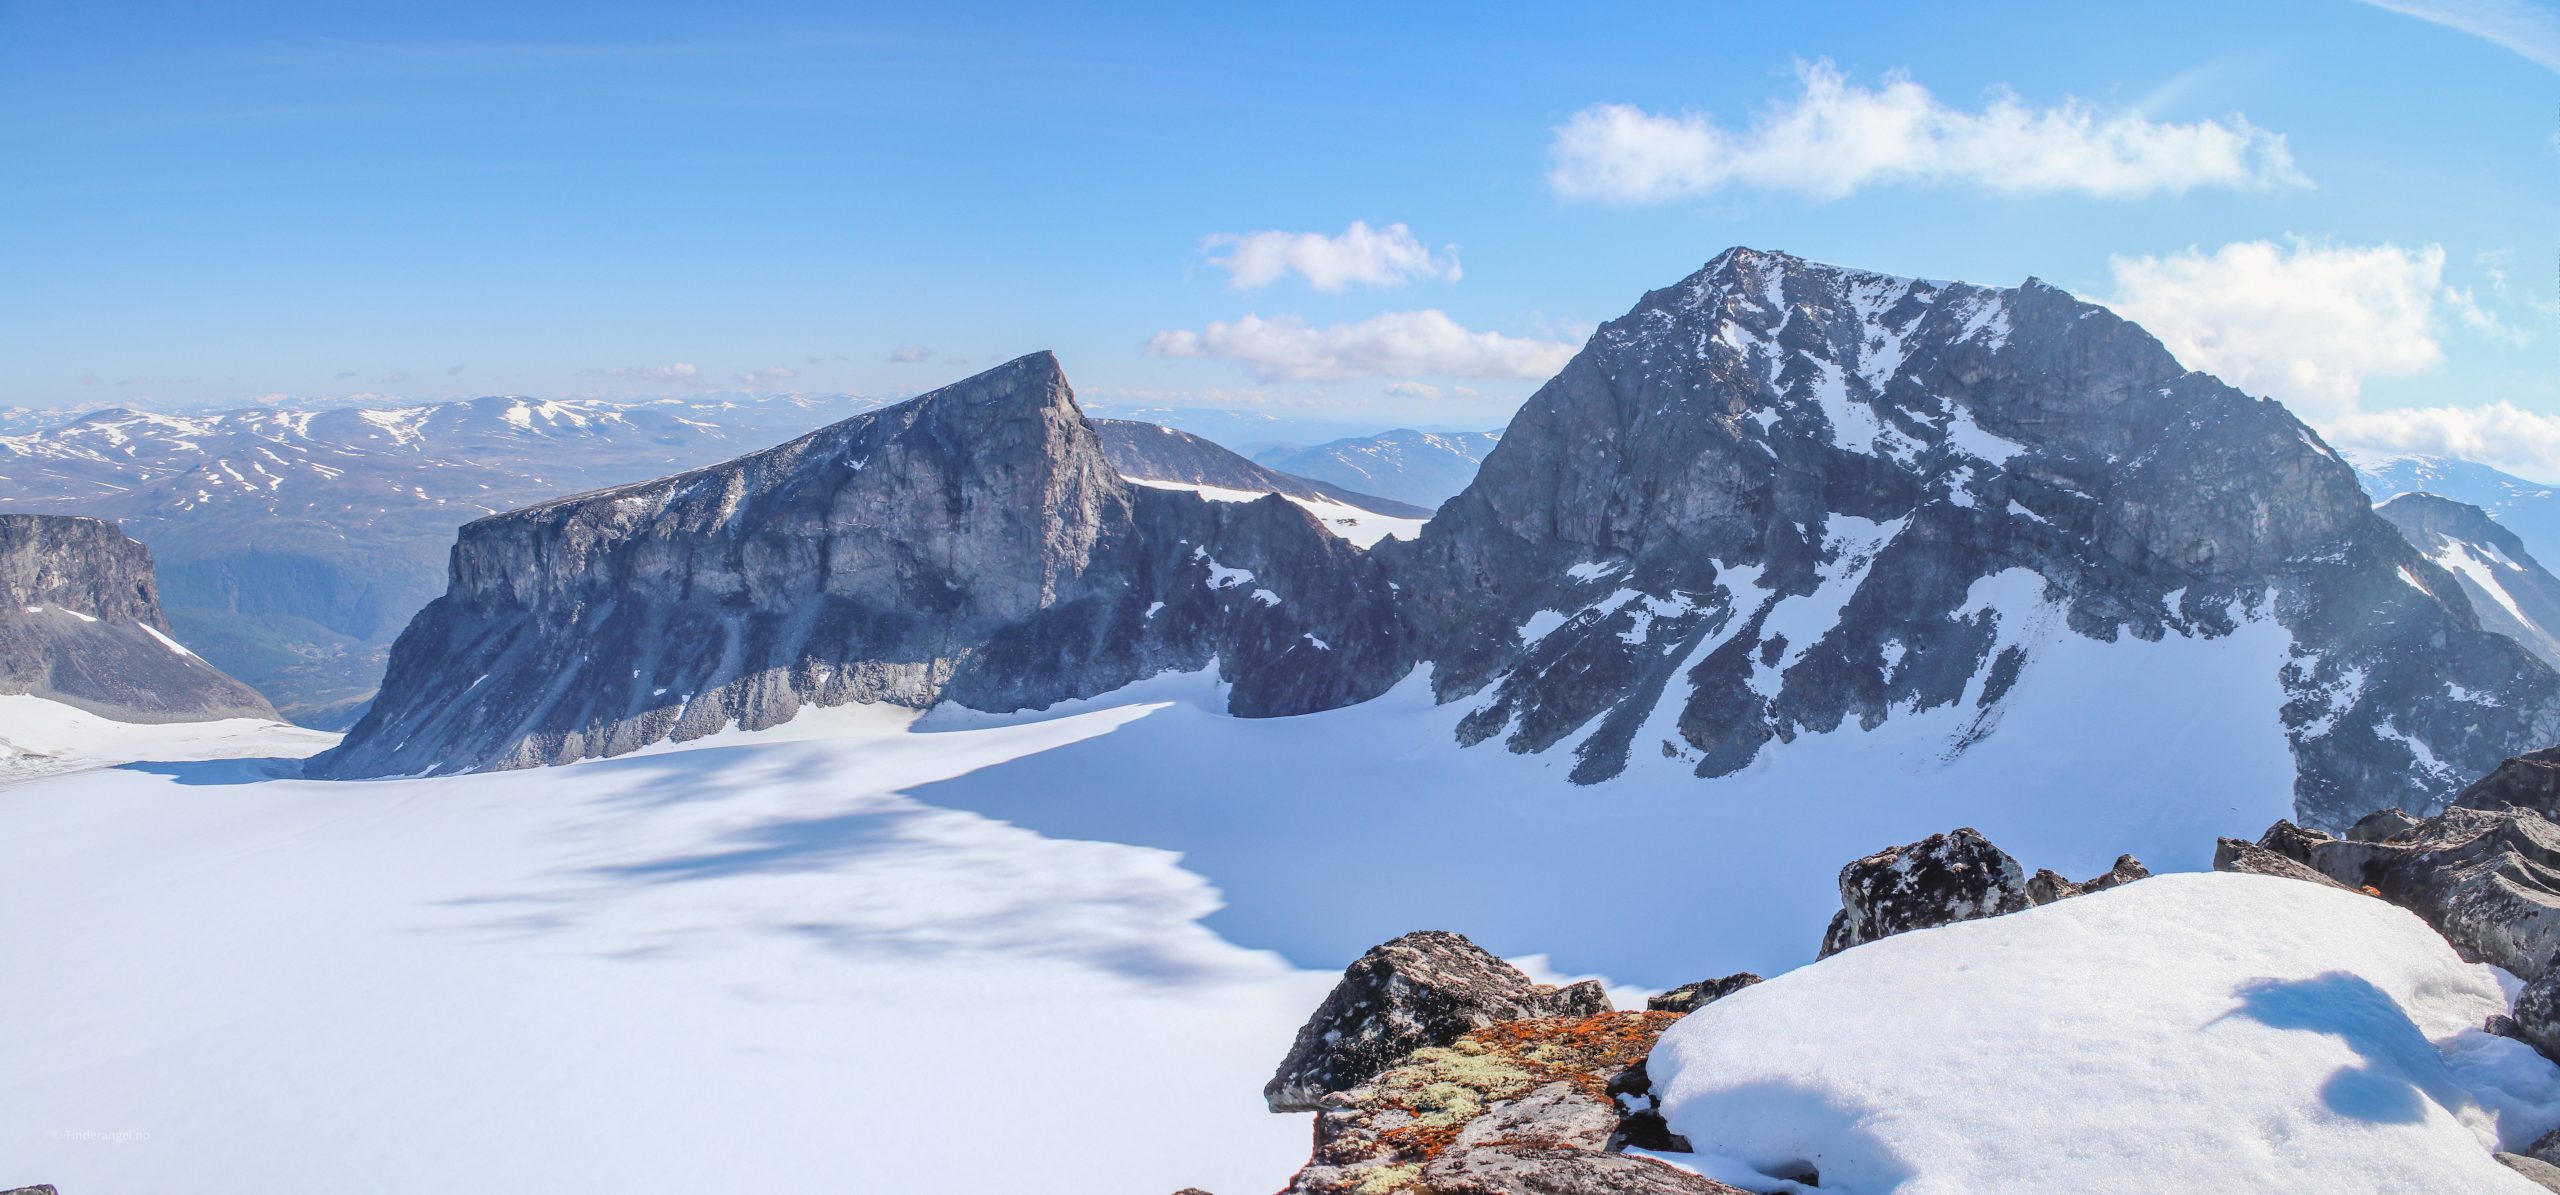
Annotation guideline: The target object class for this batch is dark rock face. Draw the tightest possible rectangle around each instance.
[1380,247,2560,826]
[1280,1012,1739,1195]
[1644,973,1761,1014]
[1819,828,2033,958]
[2376,492,2560,670]
[314,353,1412,777]
[1091,419,1431,518]
[2027,853,2152,905]
[1266,930,1610,1114]
[0,514,275,723]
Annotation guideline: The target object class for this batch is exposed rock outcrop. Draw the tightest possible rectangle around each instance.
[1267,930,1609,1114]
[2212,837,2357,890]
[0,514,274,723]
[2228,807,2560,984]
[314,353,1412,776]
[1644,974,1761,1015]
[1821,829,2152,956]
[1280,1012,1739,1195]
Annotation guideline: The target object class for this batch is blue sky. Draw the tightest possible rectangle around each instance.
[2,0,2553,456]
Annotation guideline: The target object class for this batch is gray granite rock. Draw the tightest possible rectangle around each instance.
[1819,828,2032,958]
[1644,973,1761,1014]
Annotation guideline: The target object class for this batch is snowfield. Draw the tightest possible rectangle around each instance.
[0,584,2405,1193]
[0,702,1330,1194]
[0,694,336,784]
[1647,873,2560,1194]
[1125,476,1428,547]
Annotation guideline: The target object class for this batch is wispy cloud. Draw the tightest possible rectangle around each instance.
[2355,0,2560,71]
[1146,311,1575,382]
[1549,60,2305,203]
[1201,221,1461,292]
[735,364,798,386]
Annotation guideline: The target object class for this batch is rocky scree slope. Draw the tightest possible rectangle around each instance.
[2377,492,2560,670]
[311,353,1408,777]
[0,514,275,722]
[1381,247,2560,825]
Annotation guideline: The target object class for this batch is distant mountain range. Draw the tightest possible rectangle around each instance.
[2352,450,2560,566]
[0,394,889,724]
[317,248,2560,836]
[1254,429,1503,511]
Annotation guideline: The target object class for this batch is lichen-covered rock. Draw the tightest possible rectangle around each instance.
[1280,1011,1738,1195]
[1818,828,2032,958]
[1267,931,1609,1113]
[1644,974,1761,1015]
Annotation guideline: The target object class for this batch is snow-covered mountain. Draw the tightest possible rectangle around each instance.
[2377,493,2560,669]
[0,514,274,727]
[1390,247,2559,826]
[2353,451,2560,567]
[0,393,887,723]
[1254,428,1502,511]
[324,249,2560,833]
[1093,418,1430,547]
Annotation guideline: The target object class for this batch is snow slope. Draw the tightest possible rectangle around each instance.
[0,703,1331,1195]
[1126,477,1427,547]
[1647,873,2560,1194]
[0,694,332,785]
[916,589,2302,981]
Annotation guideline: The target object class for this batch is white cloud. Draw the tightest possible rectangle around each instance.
[736,364,799,386]
[2444,286,2531,345]
[1383,381,1442,400]
[2328,402,2560,482]
[2103,240,2448,418]
[888,344,934,364]
[2356,0,2560,72]
[1202,221,1461,292]
[1548,60,2305,203]
[1146,310,1577,382]
[599,362,698,382]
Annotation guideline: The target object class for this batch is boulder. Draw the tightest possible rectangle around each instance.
[1645,974,1761,1015]
[1818,828,2032,958]
[2347,808,2422,842]
[1267,931,1611,1113]
[2517,970,2560,1064]
[2026,854,2152,905]
[2212,837,2356,891]
[2501,1152,2560,1193]
[2457,748,2560,821]
[1279,1011,1739,1195]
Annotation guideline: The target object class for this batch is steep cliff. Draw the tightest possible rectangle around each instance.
[0,514,276,722]
[310,353,1406,777]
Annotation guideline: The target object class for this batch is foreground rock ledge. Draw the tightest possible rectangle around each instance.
[1266,930,1608,1114]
